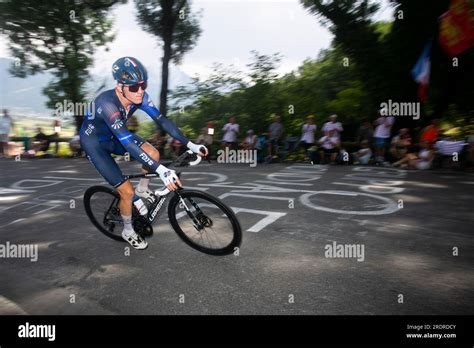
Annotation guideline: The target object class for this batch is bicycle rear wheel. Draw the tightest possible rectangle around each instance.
[83,185,125,242]
[167,190,242,256]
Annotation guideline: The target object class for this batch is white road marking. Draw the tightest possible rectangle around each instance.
[219,193,293,201]
[11,179,62,190]
[300,190,399,215]
[255,180,313,186]
[0,218,26,229]
[231,207,287,232]
[46,170,79,174]
[180,172,228,183]
[0,187,34,194]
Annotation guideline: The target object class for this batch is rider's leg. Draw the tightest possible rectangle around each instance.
[81,138,147,249]
[115,180,147,249]
[136,142,160,193]
[116,180,134,217]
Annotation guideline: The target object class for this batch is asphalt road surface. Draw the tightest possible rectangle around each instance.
[0,157,473,315]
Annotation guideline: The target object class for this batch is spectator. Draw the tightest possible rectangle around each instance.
[318,129,340,164]
[357,119,373,145]
[0,109,13,157]
[127,115,139,134]
[69,134,82,157]
[196,127,213,147]
[267,114,284,159]
[322,114,343,140]
[392,140,434,170]
[240,129,257,150]
[373,114,395,164]
[222,116,239,150]
[434,137,467,169]
[352,140,372,165]
[149,130,166,155]
[31,127,50,153]
[390,128,412,161]
[300,115,317,157]
[164,135,174,158]
[50,119,61,155]
[420,119,439,144]
[196,127,213,162]
[172,138,184,157]
[255,132,267,163]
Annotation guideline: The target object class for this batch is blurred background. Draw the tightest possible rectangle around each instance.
[0,0,473,161]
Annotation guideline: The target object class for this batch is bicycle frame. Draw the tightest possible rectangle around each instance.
[122,150,204,225]
[84,147,242,254]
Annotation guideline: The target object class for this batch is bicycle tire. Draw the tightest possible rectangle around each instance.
[83,185,125,242]
[167,190,242,256]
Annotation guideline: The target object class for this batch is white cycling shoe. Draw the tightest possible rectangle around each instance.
[135,188,156,204]
[122,229,148,250]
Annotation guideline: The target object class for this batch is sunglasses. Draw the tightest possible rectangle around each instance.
[127,82,147,93]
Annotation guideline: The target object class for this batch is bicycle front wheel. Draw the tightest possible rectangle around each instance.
[167,190,242,255]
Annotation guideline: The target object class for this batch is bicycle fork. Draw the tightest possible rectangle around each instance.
[175,191,205,231]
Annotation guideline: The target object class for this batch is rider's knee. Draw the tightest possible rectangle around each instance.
[117,182,134,199]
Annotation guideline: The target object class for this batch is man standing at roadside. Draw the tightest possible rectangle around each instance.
[0,109,13,158]
[222,116,239,150]
[373,112,395,164]
[267,114,284,160]
[322,114,343,140]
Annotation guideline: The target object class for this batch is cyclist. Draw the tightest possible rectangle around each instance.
[80,57,208,250]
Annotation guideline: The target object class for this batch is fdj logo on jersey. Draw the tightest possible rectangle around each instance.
[139,153,154,167]
[85,124,95,136]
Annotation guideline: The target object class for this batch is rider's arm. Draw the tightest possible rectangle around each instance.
[101,103,160,171]
[138,93,189,145]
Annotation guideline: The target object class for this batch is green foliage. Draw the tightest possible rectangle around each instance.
[0,0,118,131]
[163,0,472,141]
[135,0,202,116]
[169,48,373,141]
[136,120,157,140]
[135,0,202,65]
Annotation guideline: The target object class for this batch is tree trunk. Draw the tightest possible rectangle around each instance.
[160,33,172,117]
[159,0,175,118]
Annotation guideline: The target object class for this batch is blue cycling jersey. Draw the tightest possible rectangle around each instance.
[80,89,188,172]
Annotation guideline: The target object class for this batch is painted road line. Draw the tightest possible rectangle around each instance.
[0,218,26,229]
[231,207,287,232]
[300,190,398,215]
[254,180,313,186]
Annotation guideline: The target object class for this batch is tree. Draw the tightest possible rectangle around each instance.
[299,0,474,128]
[135,0,201,117]
[167,47,370,140]
[168,62,246,134]
[0,0,119,132]
[300,0,386,106]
